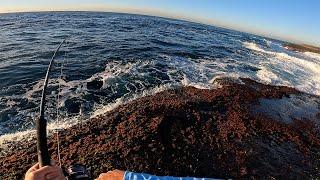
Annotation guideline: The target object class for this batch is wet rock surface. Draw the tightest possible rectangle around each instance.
[0,78,319,179]
[87,79,103,90]
[64,98,83,114]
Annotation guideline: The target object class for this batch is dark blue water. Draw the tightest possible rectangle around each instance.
[0,12,319,139]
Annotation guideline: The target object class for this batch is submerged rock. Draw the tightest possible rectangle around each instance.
[64,98,82,114]
[87,79,103,90]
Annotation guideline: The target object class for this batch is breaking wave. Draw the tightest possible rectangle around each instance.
[243,41,320,95]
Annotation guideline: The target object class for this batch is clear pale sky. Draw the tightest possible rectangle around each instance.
[0,0,319,46]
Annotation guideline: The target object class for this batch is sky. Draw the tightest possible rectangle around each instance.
[0,0,319,46]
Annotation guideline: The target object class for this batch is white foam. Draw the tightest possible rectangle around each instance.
[303,51,320,61]
[91,83,178,118]
[0,129,35,151]
[243,42,267,53]
[256,67,281,84]
[243,41,320,95]
[0,130,34,156]
[0,115,87,156]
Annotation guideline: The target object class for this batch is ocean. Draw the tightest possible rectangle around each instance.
[0,12,319,147]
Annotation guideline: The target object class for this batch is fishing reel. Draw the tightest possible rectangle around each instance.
[65,164,92,180]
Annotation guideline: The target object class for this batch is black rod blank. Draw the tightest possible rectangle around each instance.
[37,39,67,166]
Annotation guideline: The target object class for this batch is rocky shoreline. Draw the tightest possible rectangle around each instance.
[0,78,319,179]
[284,43,320,54]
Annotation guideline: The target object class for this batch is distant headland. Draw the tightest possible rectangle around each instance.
[284,43,320,54]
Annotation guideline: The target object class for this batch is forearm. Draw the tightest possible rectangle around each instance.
[124,171,214,180]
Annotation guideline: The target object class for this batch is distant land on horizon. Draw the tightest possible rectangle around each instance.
[284,43,320,54]
[1,10,319,50]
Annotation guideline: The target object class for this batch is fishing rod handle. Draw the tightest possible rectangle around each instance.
[36,116,51,166]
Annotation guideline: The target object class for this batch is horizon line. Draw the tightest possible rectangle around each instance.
[0,9,319,47]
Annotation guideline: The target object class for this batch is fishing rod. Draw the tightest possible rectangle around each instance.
[37,38,67,166]
[37,38,92,179]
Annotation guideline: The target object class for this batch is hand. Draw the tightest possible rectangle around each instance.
[98,170,125,180]
[25,162,66,180]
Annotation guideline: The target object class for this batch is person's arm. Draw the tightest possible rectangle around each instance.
[98,170,125,180]
[25,162,66,180]
[98,170,214,180]
[124,171,216,180]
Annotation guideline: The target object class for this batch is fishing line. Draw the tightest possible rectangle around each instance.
[37,37,69,167]
[55,37,70,167]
